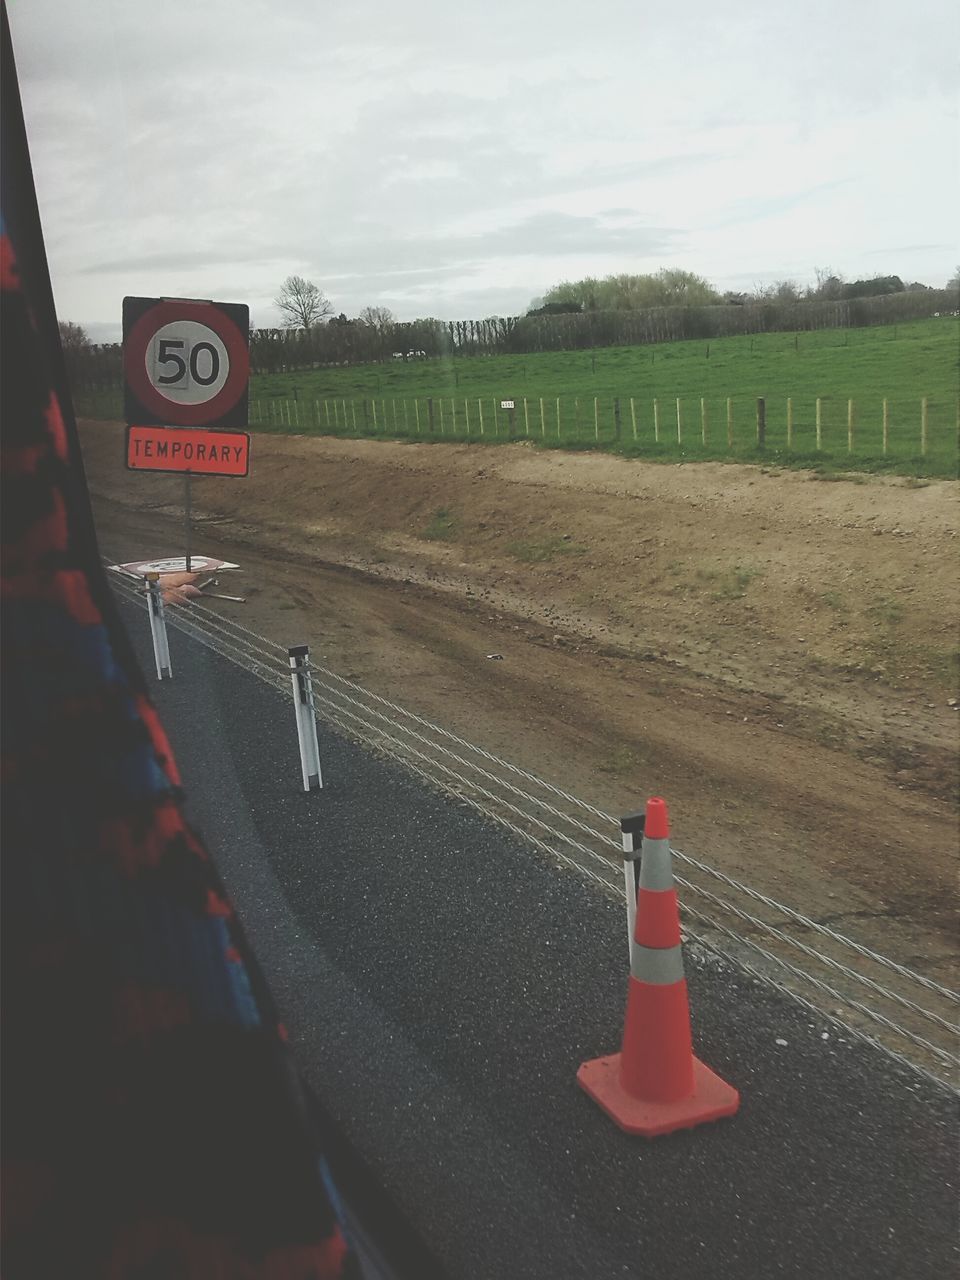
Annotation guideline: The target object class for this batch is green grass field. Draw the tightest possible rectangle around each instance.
[77,316,960,477]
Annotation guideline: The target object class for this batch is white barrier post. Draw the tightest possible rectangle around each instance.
[620,809,645,962]
[145,573,172,679]
[288,645,323,791]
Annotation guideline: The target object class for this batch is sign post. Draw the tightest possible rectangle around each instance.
[123,295,250,570]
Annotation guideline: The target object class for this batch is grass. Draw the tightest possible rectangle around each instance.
[74,316,960,478]
[420,508,458,541]
[506,536,585,563]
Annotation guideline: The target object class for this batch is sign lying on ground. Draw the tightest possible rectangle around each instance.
[123,295,249,428]
[125,425,250,475]
[112,556,239,577]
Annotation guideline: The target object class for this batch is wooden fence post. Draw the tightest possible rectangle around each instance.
[847,398,854,453]
[428,397,435,433]
[786,397,793,449]
[614,397,622,441]
[815,398,822,450]
[653,398,661,442]
[324,400,331,427]
[594,396,600,441]
[882,398,889,455]
[478,398,484,435]
[414,399,421,433]
[393,399,399,432]
[726,397,733,449]
[350,401,357,430]
[921,397,928,455]
[492,398,498,436]
[463,398,470,434]
[676,397,683,444]
[700,396,707,445]
[539,396,546,436]
[756,397,766,448]
[574,397,581,436]
[630,397,637,440]
[523,397,530,435]
[438,398,444,434]
[382,399,387,432]
[314,401,320,428]
[403,399,409,432]
[451,398,457,433]
[367,399,374,431]
[556,397,561,437]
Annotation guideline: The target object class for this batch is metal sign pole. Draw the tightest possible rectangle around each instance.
[184,472,192,572]
[145,572,172,679]
[620,811,645,963]
[288,645,323,791]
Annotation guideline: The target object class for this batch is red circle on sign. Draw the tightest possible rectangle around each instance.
[124,300,249,426]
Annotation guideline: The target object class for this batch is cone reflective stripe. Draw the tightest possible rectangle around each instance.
[288,645,323,792]
[145,573,172,680]
[578,796,739,1136]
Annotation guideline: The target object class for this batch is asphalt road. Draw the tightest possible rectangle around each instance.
[123,600,958,1280]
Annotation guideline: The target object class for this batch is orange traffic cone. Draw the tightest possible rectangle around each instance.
[577,797,740,1136]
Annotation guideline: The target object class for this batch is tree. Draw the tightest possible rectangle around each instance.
[274,276,332,330]
[946,266,960,298]
[358,305,395,328]
[541,269,720,312]
[58,320,90,351]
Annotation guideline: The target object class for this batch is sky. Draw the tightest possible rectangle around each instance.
[10,0,959,342]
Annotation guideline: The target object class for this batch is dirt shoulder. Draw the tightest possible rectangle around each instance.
[80,422,959,970]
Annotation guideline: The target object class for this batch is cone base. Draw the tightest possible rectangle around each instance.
[577,1053,739,1137]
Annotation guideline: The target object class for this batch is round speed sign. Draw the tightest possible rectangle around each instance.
[123,297,249,428]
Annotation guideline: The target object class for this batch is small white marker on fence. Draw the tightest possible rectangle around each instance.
[288,645,323,792]
[620,810,645,964]
[145,573,172,680]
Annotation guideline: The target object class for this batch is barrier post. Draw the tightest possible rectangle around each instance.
[288,645,323,792]
[620,810,645,963]
[145,573,172,680]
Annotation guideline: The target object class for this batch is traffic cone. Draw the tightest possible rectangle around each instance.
[577,797,739,1136]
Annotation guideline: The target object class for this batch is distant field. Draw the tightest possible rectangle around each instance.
[77,316,960,476]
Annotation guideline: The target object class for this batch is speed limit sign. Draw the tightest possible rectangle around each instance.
[123,296,249,428]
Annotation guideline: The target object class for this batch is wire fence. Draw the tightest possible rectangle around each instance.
[245,392,957,466]
[108,566,960,1092]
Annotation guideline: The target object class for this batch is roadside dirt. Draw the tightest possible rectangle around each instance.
[80,422,959,973]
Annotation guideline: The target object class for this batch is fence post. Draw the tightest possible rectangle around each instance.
[815,398,822,450]
[491,398,498,436]
[292,399,299,427]
[350,401,357,431]
[437,398,444,434]
[882,398,889,455]
[451,398,457,433]
[630,397,637,440]
[594,396,600,441]
[556,397,561,437]
[700,397,707,446]
[145,573,172,680]
[614,397,622,441]
[403,399,409,433]
[575,397,581,437]
[786,397,793,449]
[287,645,323,792]
[314,400,320,428]
[756,397,766,448]
[653,398,661,442]
[415,399,421,433]
[921,397,928,455]
[478,398,484,435]
[464,398,470,434]
[726,397,733,449]
[676,397,683,444]
[382,399,387,432]
[540,396,546,436]
[324,400,331,427]
[847,398,855,453]
[364,399,371,431]
[523,397,530,435]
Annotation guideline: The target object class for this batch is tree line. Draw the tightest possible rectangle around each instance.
[60,268,959,388]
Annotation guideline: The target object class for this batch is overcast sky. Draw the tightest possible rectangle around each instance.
[10,0,959,341]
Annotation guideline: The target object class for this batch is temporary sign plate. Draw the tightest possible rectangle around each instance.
[112,556,239,576]
[123,296,249,428]
[126,425,250,475]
